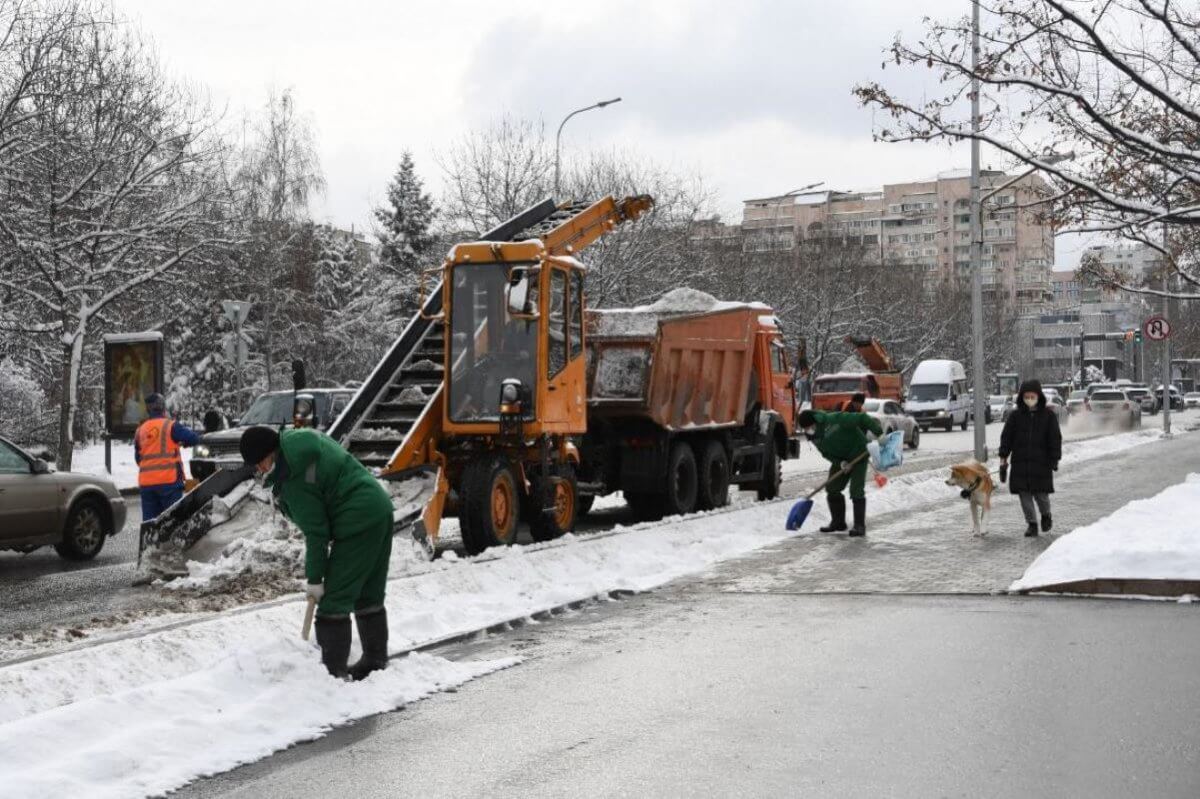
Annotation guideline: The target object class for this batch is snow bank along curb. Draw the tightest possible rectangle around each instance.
[1011,473,1200,597]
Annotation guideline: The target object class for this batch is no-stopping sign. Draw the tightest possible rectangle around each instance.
[1144,316,1172,341]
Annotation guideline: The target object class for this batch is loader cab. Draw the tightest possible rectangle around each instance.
[443,241,587,438]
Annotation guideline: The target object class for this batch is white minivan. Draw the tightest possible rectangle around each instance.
[905,360,971,431]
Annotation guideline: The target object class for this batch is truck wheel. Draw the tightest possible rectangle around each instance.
[696,440,730,510]
[907,425,920,450]
[625,491,663,522]
[55,498,109,561]
[662,441,698,517]
[529,468,577,542]
[576,494,595,518]
[960,416,969,431]
[756,442,781,501]
[460,455,521,556]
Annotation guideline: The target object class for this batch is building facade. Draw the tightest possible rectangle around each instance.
[741,170,1056,313]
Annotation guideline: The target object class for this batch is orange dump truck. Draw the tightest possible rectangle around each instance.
[579,293,799,520]
[811,336,904,411]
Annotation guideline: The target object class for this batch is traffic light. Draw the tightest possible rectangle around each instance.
[1135,329,1142,344]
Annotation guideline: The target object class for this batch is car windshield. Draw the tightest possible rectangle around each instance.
[908,383,948,402]
[862,400,882,412]
[1091,391,1125,401]
[814,377,864,394]
[989,395,1007,403]
[448,262,538,422]
[1126,389,1148,398]
[241,393,311,425]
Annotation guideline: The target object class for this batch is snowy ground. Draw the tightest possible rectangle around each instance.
[72,440,193,491]
[0,423,1187,798]
[1011,473,1200,594]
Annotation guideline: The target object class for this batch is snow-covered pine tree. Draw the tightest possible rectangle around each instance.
[374,152,436,312]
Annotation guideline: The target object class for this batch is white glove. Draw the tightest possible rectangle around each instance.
[305,582,324,601]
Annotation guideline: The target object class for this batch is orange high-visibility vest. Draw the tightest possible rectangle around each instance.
[136,417,182,488]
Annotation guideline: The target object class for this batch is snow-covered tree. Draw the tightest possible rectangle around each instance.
[374,151,436,304]
[0,4,231,469]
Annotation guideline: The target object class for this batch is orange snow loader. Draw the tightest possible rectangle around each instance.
[810,336,904,411]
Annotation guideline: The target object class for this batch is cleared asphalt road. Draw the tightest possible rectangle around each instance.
[181,427,1200,799]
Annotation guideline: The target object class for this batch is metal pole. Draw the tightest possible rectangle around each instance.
[1162,226,1172,435]
[969,0,987,460]
[554,98,621,199]
[235,315,244,415]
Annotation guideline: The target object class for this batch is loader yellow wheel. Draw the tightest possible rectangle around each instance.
[461,455,521,555]
[529,468,577,542]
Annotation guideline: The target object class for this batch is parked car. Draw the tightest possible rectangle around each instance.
[1085,389,1142,429]
[0,435,127,560]
[1154,385,1184,412]
[1065,389,1088,416]
[1185,392,1200,409]
[861,398,919,450]
[1046,392,1070,426]
[1085,382,1119,397]
[191,388,355,480]
[988,394,1011,422]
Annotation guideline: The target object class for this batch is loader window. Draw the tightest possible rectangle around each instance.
[448,262,537,422]
[569,270,584,359]
[771,341,787,373]
[548,268,567,378]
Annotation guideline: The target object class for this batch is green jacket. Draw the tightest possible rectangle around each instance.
[267,429,393,584]
[809,410,883,462]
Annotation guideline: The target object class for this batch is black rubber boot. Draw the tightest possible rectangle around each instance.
[819,494,847,532]
[1025,522,1039,537]
[349,608,390,682]
[1041,514,1052,533]
[314,616,352,679]
[849,498,866,537]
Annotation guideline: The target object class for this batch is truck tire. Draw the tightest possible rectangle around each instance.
[460,454,521,556]
[529,467,577,542]
[55,497,108,561]
[625,491,663,522]
[662,441,698,517]
[696,440,730,511]
[756,441,781,501]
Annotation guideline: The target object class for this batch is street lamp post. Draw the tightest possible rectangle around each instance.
[554,98,621,198]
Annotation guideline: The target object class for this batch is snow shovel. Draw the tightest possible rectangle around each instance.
[301,595,317,641]
[785,451,869,531]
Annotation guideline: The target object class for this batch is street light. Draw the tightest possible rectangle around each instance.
[554,97,622,198]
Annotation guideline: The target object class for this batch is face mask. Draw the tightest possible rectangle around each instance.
[1023,396,1038,408]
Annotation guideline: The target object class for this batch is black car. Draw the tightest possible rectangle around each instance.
[191,389,354,480]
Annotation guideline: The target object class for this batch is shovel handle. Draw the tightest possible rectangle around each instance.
[805,451,869,500]
[301,595,317,641]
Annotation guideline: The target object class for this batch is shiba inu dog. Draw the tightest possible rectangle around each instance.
[945,461,996,536]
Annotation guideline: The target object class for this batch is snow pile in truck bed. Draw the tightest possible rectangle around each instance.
[589,287,771,338]
[592,345,648,399]
[1011,473,1200,593]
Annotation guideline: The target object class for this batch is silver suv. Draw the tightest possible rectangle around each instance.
[0,435,127,560]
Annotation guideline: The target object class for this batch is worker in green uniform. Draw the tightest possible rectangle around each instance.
[240,425,394,680]
[797,408,883,537]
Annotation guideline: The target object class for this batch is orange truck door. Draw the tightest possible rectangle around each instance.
[542,265,585,430]
[766,334,796,434]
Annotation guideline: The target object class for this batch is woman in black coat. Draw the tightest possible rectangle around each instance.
[999,379,1063,537]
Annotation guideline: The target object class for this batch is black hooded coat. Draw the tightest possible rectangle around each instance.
[999,379,1062,494]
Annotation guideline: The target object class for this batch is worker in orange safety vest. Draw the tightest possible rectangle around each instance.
[134,393,200,521]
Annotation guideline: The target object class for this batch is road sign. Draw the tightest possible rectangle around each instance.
[1144,316,1171,342]
[221,300,252,325]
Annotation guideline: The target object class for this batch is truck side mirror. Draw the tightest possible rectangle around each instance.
[506,266,540,319]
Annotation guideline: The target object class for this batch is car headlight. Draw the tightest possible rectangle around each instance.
[936,410,947,416]
[194,445,211,458]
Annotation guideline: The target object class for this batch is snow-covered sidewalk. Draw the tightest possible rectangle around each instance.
[1011,473,1200,596]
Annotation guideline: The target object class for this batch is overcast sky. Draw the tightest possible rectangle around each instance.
[119,0,1094,268]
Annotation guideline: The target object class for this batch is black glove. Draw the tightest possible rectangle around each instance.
[999,463,1008,483]
[1052,462,1058,472]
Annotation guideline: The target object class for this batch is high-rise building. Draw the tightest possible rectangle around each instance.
[741,170,1056,312]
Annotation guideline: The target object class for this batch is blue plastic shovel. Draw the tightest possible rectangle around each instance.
[786,451,869,531]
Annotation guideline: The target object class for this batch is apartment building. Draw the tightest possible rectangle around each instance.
[741,170,1056,312]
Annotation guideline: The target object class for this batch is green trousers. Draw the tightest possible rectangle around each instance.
[825,457,868,500]
[316,519,393,617]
